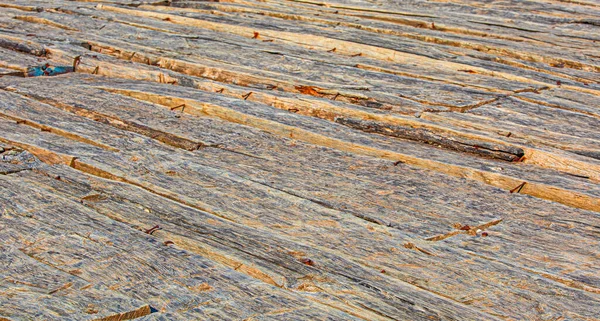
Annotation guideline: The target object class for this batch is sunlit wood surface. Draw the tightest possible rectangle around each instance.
[1,0,599,319]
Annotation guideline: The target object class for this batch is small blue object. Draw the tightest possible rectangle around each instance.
[25,56,81,77]
[26,64,74,77]
[26,65,47,77]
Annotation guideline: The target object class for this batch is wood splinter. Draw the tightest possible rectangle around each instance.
[242,92,253,100]
[170,104,185,112]
[158,73,168,84]
[403,242,434,256]
[509,182,527,194]
[145,225,161,235]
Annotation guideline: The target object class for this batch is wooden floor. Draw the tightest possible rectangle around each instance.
[0,0,599,319]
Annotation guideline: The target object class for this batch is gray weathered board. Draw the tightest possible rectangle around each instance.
[0,0,599,319]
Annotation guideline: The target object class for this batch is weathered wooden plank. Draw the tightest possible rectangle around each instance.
[419,98,600,159]
[8,158,600,320]
[3,75,600,213]
[0,1,592,115]
[0,0,599,319]
[0,174,365,320]
[334,116,525,161]
[1,168,498,320]
[0,244,152,321]
[2,76,600,212]
[163,0,600,81]
[0,89,600,319]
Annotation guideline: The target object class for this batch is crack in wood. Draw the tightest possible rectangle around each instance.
[0,110,120,152]
[335,117,524,162]
[245,176,391,227]
[13,15,79,31]
[0,35,47,57]
[4,89,205,151]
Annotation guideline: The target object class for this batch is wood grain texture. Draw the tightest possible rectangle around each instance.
[0,0,598,319]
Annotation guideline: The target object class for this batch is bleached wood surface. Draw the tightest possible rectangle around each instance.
[0,0,599,319]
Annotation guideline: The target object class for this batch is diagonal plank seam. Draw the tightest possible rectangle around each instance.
[0,111,120,152]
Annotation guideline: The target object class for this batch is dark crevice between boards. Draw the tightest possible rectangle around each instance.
[0,111,120,152]
[398,93,499,112]
[14,89,273,160]
[0,135,239,224]
[245,176,397,228]
[335,117,525,162]
[4,89,205,151]
[0,167,31,175]
[0,165,36,175]
[0,36,47,57]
